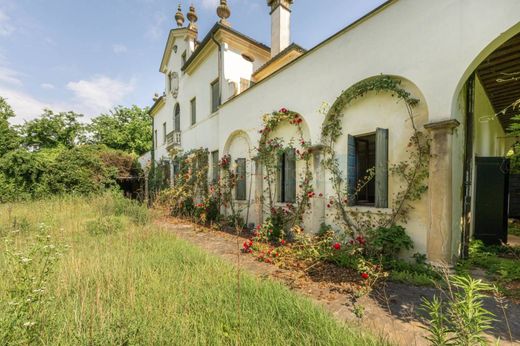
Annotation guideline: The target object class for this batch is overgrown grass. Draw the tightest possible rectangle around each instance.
[0,194,389,345]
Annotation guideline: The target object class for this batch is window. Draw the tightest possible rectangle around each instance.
[174,103,180,131]
[173,161,180,186]
[162,122,167,144]
[278,149,296,203]
[190,98,196,126]
[235,158,247,201]
[211,79,220,113]
[211,151,220,183]
[181,51,187,66]
[154,130,158,149]
[347,128,388,208]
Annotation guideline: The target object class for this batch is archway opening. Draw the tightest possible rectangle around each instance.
[459,32,520,254]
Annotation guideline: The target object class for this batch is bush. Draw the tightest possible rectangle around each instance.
[110,194,150,225]
[367,225,414,262]
[85,216,124,236]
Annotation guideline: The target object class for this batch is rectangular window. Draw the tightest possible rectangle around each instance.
[211,151,220,183]
[190,98,197,126]
[181,51,187,66]
[173,161,180,186]
[278,149,296,203]
[347,129,388,208]
[235,158,247,201]
[154,130,158,149]
[162,122,167,144]
[211,79,220,113]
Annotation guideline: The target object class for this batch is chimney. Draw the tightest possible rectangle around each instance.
[267,0,293,57]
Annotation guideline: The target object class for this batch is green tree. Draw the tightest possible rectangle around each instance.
[89,105,151,156]
[19,110,84,149]
[0,97,20,157]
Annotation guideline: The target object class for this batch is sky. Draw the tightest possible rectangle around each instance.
[0,0,386,124]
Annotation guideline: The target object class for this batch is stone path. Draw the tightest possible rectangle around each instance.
[157,218,520,346]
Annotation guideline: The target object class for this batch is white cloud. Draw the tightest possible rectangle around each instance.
[200,0,219,10]
[0,9,14,37]
[40,83,55,90]
[0,65,22,86]
[0,87,51,124]
[112,44,128,54]
[67,75,136,114]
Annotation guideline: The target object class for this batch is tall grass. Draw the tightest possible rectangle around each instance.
[0,194,390,345]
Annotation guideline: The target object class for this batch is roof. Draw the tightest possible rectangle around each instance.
[253,43,306,79]
[148,95,165,117]
[160,28,190,73]
[181,22,270,72]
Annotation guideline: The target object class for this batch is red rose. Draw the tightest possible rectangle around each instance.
[279,108,288,113]
[332,242,341,250]
[281,239,286,245]
[319,193,323,197]
[361,273,369,280]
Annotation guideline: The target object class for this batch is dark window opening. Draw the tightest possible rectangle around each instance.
[190,98,196,126]
[211,151,219,183]
[174,103,180,131]
[355,134,376,206]
[278,149,296,203]
[211,79,220,113]
[235,158,246,201]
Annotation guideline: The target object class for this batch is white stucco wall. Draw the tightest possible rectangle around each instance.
[151,0,520,259]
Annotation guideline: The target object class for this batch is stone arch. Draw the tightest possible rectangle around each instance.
[223,130,252,157]
[450,22,520,116]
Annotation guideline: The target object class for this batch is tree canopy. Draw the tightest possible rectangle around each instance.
[0,97,20,157]
[88,105,152,156]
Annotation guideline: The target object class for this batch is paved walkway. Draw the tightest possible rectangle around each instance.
[157,217,520,346]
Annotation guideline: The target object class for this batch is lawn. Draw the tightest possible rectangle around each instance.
[0,194,389,345]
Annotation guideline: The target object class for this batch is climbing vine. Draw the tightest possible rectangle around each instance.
[320,75,430,236]
[257,108,314,237]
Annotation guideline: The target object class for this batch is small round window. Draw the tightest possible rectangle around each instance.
[241,53,254,62]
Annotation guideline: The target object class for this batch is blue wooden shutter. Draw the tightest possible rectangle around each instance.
[284,149,296,203]
[375,128,389,208]
[235,158,246,201]
[347,135,357,206]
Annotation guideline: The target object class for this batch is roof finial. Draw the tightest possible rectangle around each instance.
[187,4,198,32]
[175,4,185,27]
[217,0,231,26]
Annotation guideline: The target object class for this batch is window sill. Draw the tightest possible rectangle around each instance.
[345,206,392,214]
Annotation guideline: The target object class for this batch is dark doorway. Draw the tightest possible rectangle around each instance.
[474,157,509,245]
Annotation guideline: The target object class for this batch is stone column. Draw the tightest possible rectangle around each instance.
[308,146,326,232]
[253,158,264,226]
[424,119,460,266]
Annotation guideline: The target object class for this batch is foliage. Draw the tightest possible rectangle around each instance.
[0,195,388,345]
[0,224,64,344]
[421,275,496,346]
[320,75,429,236]
[256,108,314,236]
[0,145,140,202]
[0,97,20,157]
[85,216,124,235]
[367,225,414,262]
[159,148,210,220]
[88,105,152,156]
[18,109,85,149]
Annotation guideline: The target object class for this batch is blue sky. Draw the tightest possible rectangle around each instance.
[0,0,385,124]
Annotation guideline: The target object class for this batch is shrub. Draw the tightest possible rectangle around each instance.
[85,216,124,236]
[367,225,414,262]
[421,275,496,346]
[110,194,150,225]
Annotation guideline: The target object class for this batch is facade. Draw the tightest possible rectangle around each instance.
[149,0,520,265]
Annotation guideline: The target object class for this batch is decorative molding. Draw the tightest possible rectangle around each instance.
[424,119,460,131]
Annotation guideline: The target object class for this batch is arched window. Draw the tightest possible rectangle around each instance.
[174,103,180,131]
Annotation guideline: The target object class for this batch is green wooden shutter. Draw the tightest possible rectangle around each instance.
[235,158,246,201]
[375,128,389,208]
[284,149,296,203]
[347,135,357,206]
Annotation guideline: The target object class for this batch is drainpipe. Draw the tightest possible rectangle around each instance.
[211,32,223,107]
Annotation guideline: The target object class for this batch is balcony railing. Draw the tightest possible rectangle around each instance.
[166,131,182,149]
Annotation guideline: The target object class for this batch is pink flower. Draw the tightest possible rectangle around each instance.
[279,108,288,113]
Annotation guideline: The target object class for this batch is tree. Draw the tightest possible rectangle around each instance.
[19,110,85,150]
[88,105,151,156]
[508,99,520,173]
[0,97,20,157]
